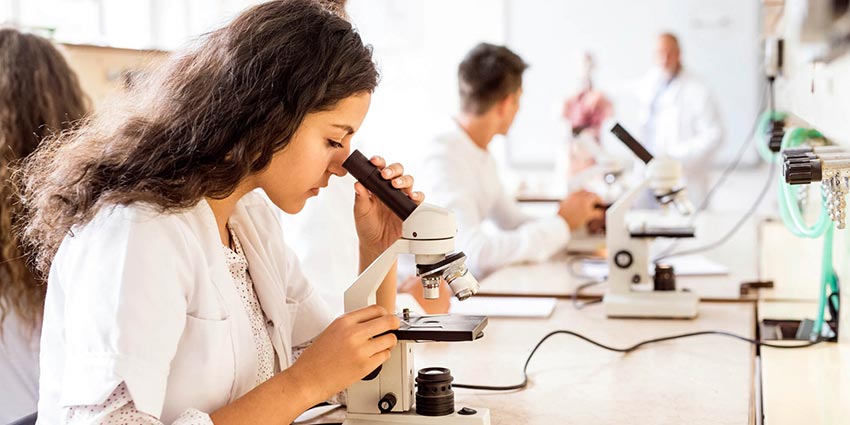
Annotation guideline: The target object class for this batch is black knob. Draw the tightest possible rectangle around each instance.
[784,159,822,185]
[781,146,813,161]
[653,264,676,291]
[378,393,397,413]
[613,250,633,269]
[767,119,785,153]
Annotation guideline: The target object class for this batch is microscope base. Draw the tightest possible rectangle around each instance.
[343,408,490,425]
[604,290,699,319]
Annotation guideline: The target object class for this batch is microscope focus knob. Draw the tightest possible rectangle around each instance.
[378,393,397,413]
[781,146,814,161]
[784,159,822,185]
[767,119,785,153]
[613,250,633,269]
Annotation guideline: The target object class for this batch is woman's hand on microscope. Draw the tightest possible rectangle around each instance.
[285,304,400,404]
[558,190,604,231]
[353,155,424,261]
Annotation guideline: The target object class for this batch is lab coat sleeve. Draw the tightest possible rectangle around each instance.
[64,382,212,425]
[489,182,536,230]
[426,155,570,277]
[667,85,723,163]
[281,241,336,347]
[56,208,194,419]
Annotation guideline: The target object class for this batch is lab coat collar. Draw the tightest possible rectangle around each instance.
[194,196,292,399]
[450,117,492,162]
[229,199,292,369]
[192,198,260,399]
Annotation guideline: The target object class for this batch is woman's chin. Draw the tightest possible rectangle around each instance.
[276,197,308,215]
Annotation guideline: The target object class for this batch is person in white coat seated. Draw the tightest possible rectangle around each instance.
[635,32,723,207]
[420,43,603,278]
[19,2,423,424]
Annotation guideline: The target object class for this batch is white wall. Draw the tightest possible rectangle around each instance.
[504,0,762,168]
[775,35,850,145]
[345,0,762,192]
[346,0,505,177]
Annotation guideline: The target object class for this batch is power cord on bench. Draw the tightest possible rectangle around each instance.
[453,329,825,391]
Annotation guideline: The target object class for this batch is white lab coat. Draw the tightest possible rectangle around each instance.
[37,191,334,424]
[419,121,570,277]
[636,68,723,204]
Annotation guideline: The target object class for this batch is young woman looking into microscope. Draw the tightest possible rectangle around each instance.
[18,1,421,424]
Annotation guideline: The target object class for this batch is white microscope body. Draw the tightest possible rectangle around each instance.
[603,125,699,319]
[342,150,489,425]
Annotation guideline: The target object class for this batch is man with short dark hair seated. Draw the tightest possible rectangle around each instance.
[420,43,603,277]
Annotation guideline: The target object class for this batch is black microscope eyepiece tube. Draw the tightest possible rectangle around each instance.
[343,149,418,221]
[610,123,653,164]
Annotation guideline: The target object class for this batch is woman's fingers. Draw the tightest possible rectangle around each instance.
[358,312,401,339]
[345,304,389,324]
[391,175,413,189]
[369,155,386,169]
[365,157,423,203]
[367,333,399,355]
[380,162,404,180]
[370,348,393,365]
[411,191,425,204]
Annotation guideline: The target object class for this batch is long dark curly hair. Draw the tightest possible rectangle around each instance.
[0,28,87,332]
[17,0,378,278]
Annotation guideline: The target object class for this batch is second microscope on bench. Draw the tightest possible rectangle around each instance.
[603,124,700,319]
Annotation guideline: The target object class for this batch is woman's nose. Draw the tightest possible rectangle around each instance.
[328,156,348,177]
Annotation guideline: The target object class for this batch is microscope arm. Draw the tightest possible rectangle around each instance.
[345,238,411,314]
[606,178,649,232]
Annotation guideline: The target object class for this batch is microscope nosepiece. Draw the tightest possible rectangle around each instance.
[447,268,480,301]
[416,252,480,301]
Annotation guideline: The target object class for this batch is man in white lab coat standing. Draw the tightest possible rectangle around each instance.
[636,32,723,206]
[420,43,602,278]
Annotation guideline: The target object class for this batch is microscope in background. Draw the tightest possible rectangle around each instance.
[567,131,630,206]
[603,124,699,319]
[341,150,491,425]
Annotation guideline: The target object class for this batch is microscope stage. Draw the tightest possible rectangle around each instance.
[392,314,488,342]
[629,225,695,238]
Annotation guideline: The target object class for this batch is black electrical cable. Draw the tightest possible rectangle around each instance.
[566,256,606,309]
[572,279,604,310]
[452,329,825,391]
[654,152,777,262]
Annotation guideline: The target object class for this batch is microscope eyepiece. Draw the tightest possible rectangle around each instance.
[343,149,418,221]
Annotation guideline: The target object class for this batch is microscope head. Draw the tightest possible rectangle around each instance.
[609,123,693,215]
[646,156,694,216]
[342,149,481,302]
[402,204,481,301]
